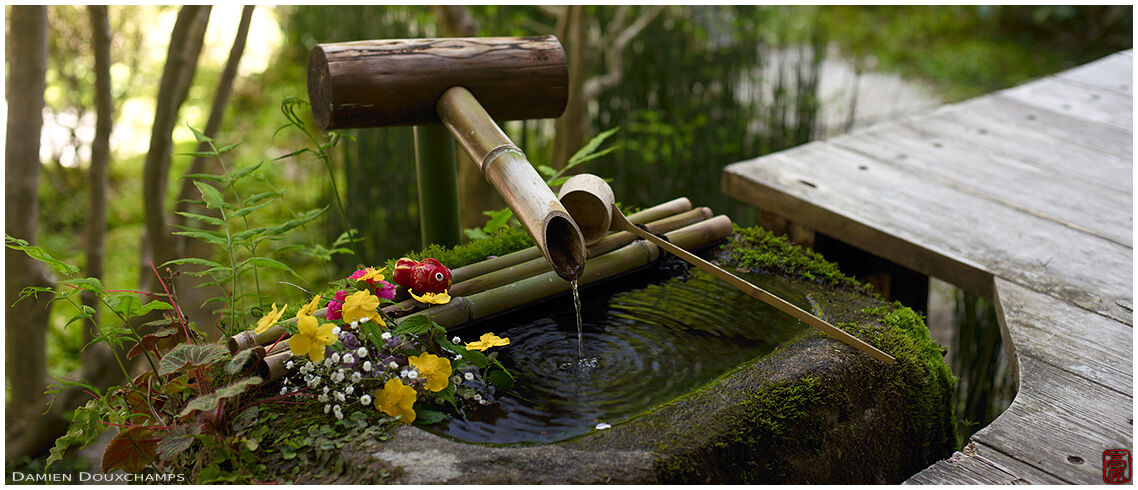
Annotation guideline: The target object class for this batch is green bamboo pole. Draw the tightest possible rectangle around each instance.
[449,196,693,283]
[383,207,715,318]
[414,124,462,248]
[397,215,734,330]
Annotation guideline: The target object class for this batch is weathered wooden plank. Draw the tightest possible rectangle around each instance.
[1055,51,1133,97]
[1000,76,1132,131]
[722,143,1133,323]
[955,94,1133,160]
[907,103,1133,195]
[905,442,1068,484]
[832,119,1132,246]
[994,278,1132,390]
[971,355,1133,484]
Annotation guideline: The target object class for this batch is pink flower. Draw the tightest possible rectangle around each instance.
[375,280,396,300]
[325,289,348,321]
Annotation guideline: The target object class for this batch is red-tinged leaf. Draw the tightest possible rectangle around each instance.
[158,343,229,376]
[162,374,189,395]
[102,427,158,473]
[127,330,184,360]
[131,370,156,389]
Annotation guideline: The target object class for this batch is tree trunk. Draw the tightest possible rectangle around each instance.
[431,5,507,232]
[5,5,54,460]
[552,5,588,170]
[140,5,210,288]
[83,4,112,348]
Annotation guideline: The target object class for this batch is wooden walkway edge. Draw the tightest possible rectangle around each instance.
[723,50,1133,484]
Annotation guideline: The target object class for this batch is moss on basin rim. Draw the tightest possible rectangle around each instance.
[249,225,956,484]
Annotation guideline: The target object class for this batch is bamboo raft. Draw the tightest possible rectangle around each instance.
[723,50,1133,484]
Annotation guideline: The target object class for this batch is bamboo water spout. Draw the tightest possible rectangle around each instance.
[307,36,587,281]
[557,174,896,365]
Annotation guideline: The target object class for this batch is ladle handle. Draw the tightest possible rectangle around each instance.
[611,209,896,365]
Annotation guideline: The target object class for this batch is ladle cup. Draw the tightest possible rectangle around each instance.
[557,174,895,365]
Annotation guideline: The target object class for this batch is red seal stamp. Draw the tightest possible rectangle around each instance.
[1103,449,1131,484]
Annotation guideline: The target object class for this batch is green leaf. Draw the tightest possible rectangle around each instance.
[392,315,432,336]
[46,399,106,469]
[64,305,96,329]
[5,234,80,277]
[229,160,263,182]
[102,426,158,473]
[179,171,226,180]
[194,181,227,210]
[487,368,515,390]
[536,164,557,178]
[216,141,242,154]
[162,257,226,270]
[238,257,300,279]
[463,227,490,241]
[159,343,230,376]
[411,405,446,426]
[229,200,270,218]
[175,211,224,226]
[156,425,199,461]
[177,151,217,158]
[173,229,230,246]
[188,125,212,144]
[482,208,513,234]
[179,377,263,417]
[226,348,259,375]
[244,191,280,205]
[437,381,456,408]
[567,127,619,166]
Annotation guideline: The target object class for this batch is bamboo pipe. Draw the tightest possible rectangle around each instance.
[394,215,735,330]
[436,86,586,281]
[383,207,714,318]
[448,196,692,283]
[257,351,292,384]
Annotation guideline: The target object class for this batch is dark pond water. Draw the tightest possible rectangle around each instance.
[428,263,812,446]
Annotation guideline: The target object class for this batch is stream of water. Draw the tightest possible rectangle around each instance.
[428,266,813,445]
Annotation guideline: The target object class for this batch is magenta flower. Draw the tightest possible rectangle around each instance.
[325,289,348,321]
[375,280,396,300]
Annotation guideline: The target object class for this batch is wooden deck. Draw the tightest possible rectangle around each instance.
[723,51,1133,484]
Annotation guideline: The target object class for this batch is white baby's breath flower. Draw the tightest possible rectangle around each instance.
[360,394,372,405]
[454,354,462,361]
[350,372,362,383]
[350,321,359,329]
[362,361,373,372]
[357,347,368,358]
[389,361,399,370]
[279,386,288,395]
[332,326,342,335]
[286,360,294,370]
[345,385,355,395]
[343,353,355,364]
[381,332,392,340]
[331,353,341,364]
[360,317,370,324]
[324,404,331,414]
[452,336,461,344]
[334,391,346,402]
[464,372,474,381]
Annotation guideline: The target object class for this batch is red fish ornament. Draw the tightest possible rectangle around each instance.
[392,257,452,294]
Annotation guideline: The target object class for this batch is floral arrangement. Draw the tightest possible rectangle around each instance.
[258,258,514,426]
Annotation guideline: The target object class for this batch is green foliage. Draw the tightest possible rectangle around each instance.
[179,377,264,417]
[158,343,230,376]
[389,226,534,272]
[167,124,328,335]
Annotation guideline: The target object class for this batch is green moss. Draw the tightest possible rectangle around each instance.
[381,227,534,272]
[722,224,868,291]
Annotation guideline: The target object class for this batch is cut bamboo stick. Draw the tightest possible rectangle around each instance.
[257,351,292,383]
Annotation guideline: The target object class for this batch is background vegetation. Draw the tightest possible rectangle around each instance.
[6,4,1131,473]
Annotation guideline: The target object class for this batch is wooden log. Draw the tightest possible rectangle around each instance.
[307,36,568,129]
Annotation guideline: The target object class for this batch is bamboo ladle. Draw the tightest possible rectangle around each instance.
[558,174,895,365]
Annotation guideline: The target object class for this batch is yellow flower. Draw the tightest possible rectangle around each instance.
[296,295,321,318]
[408,353,452,392]
[374,378,417,424]
[360,267,386,283]
[464,332,510,351]
[341,290,380,324]
[254,303,287,334]
[410,290,451,305]
[289,314,338,363]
